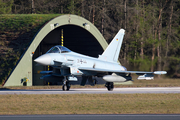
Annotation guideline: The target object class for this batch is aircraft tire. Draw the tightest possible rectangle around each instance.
[110,82,114,91]
[106,82,114,91]
[62,81,71,91]
[62,85,67,91]
[66,81,71,91]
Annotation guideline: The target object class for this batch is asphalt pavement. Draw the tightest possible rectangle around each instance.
[0,114,180,120]
[0,87,180,95]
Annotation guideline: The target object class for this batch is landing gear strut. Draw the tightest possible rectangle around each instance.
[105,82,114,91]
[62,77,71,91]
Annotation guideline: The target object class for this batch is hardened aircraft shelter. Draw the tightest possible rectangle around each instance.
[3,14,108,86]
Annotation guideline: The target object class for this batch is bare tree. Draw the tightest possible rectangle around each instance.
[31,0,35,14]
[124,0,127,61]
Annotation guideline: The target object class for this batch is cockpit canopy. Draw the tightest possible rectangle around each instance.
[47,46,71,53]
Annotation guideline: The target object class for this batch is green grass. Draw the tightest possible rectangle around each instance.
[0,94,180,115]
[0,14,61,32]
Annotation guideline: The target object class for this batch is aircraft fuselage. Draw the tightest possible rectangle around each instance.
[36,52,126,76]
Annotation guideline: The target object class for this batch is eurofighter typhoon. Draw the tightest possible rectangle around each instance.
[34,29,167,91]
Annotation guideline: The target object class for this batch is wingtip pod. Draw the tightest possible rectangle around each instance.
[154,71,167,75]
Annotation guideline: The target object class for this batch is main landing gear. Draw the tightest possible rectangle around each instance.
[62,77,71,91]
[105,82,114,91]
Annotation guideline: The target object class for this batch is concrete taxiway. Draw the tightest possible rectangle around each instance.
[0,114,180,120]
[0,87,180,95]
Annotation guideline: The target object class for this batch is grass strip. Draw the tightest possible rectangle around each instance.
[0,94,180,115]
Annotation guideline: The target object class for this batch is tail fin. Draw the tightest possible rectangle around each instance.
[98,29,125,63]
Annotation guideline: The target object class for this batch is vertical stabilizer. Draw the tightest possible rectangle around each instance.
[98,29,125,63]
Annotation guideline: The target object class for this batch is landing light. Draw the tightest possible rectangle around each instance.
[54,23,59,27]
[83,23,87,26]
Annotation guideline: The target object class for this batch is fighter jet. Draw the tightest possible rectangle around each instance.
[34,29,167,91]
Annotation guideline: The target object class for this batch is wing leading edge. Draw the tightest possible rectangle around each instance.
[78,67,167,75]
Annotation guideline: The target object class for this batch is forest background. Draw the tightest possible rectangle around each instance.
[0,0,180,84]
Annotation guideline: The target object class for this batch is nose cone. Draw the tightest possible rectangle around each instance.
[34,54,51,65]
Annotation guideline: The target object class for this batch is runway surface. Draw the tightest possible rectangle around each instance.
[0,114,180,120]
[0,87,180,94]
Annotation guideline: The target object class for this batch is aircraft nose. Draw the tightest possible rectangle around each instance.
[34,54,51,65]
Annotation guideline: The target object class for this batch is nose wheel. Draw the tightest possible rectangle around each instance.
[105,82,114,91]
[62,77,71,91]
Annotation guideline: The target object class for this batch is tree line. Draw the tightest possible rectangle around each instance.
[1,0,180,77]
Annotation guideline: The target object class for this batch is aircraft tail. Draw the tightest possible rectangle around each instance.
[98,29,125,63]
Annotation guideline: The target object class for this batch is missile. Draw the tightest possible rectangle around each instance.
[41,75,77,82]
[40,75,63,82]
[137,72,166,80]
[137,73,154,80]
[103,75,131,82]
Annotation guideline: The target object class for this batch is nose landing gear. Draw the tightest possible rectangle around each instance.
[105,82,114,91]
[62,77,71,91]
